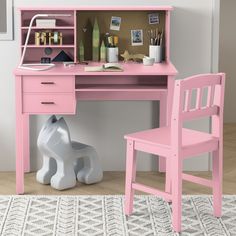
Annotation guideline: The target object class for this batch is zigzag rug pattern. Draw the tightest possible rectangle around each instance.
[0,195,235,235]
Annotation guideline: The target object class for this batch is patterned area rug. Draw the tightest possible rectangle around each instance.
[0,195,235,236]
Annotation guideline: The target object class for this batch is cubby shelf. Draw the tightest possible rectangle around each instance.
[21,26,75,30]
[21,45,75,48]
[20,9,76,63]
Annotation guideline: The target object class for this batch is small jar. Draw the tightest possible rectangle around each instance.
[106,47,119,63]
[149,45,162,63]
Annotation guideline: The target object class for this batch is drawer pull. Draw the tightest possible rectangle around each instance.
[41,82,55,85]
[41,101,55,105]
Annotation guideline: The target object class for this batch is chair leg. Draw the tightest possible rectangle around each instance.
[165,158,172,194]
[212,148,223,217]
[171,154,182,232]
[124,140,137,216]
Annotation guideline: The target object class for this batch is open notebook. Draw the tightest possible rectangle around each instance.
[84,63,123,72]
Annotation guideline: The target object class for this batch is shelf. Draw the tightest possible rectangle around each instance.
[21,45,75,48]
[21,26,74,30]
[75,84,167,92]
[75,84,167,101]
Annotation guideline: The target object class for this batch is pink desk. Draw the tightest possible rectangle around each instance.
[14,62,178,194]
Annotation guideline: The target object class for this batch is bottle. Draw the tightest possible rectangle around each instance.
[92,18,100,61]
[113,36,119,47]
[100,40,106,62]
[79,40,84,62]
[104,32,110,47]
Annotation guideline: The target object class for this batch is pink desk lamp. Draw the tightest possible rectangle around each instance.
[18,14,71,71]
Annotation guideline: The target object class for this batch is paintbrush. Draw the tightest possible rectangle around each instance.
[160,28,164,46]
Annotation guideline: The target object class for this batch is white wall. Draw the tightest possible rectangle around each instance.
[219,0,236,122]
[0,0,215,171]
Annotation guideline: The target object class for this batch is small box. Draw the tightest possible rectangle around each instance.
[36,19,56,28]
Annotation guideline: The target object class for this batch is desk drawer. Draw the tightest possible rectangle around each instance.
[23,93,76,114]
[23,76,75,93]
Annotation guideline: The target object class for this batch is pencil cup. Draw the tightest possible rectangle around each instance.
[149,45,162,63]
[107,47,119,63]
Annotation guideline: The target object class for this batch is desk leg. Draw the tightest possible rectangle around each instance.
[159,75,175,172]
[159,93,167,172]
[23,114,30,173]
[16,76,24,194]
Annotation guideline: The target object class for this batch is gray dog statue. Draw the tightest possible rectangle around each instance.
[36,115,103,190]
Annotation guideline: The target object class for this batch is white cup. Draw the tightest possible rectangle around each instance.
[149,45,162,63]
[143,57,155,66]
[106,47,119,63]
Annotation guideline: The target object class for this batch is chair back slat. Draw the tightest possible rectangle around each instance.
[181,74,221,91]
[206,85,215,107]
[179,74,224,121]
[171,73,225,147]
[182,106,219,121]
[184,90,191,112]
[195,88,203,110]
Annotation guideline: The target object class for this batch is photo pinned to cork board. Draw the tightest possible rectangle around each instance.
[110,16,122,31]
[131,29,143,46]
[0,0,13,40]
[148,13,159,25]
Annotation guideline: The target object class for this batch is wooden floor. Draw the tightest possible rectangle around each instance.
[0,123,235,195]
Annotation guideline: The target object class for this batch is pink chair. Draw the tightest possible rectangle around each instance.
[124,73,226,232]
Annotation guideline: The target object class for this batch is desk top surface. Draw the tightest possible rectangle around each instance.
[18,6,173,11]
[14,62,178,76]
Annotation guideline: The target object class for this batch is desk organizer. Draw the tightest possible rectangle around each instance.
[19,6,172,63]
[20,9,76,63]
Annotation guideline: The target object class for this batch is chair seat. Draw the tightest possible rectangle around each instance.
[125,127,218,150]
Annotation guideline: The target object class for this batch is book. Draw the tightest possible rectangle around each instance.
[36,19,56,28]
[84,63,123,72]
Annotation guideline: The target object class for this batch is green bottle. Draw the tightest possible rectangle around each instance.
[100,40,106,62]
[92,18,100,61]
[79,40,84,62]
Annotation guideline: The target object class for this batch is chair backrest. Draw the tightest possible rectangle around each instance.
[171,73,225,148]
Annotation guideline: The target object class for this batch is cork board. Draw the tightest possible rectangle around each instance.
[76,11,165,61]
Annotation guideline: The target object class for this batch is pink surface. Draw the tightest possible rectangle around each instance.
[15,76,24,194]
[18,6,174,11]
[75,75,167,85]
[75,84,167,92]
[14,62,178,76]
[23,115,30,173]
[15,5,175,195]
[23,93,76,114]
[22,48,75,64]
[165,11,171,62]
[124,73,226,232]
[23,75,74,93]
[76,91,166,101]
[159,75,175,172]
[125,127,218,150]
[21,26,75,29]
[20,9,76,63]
[21,10,75,27]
